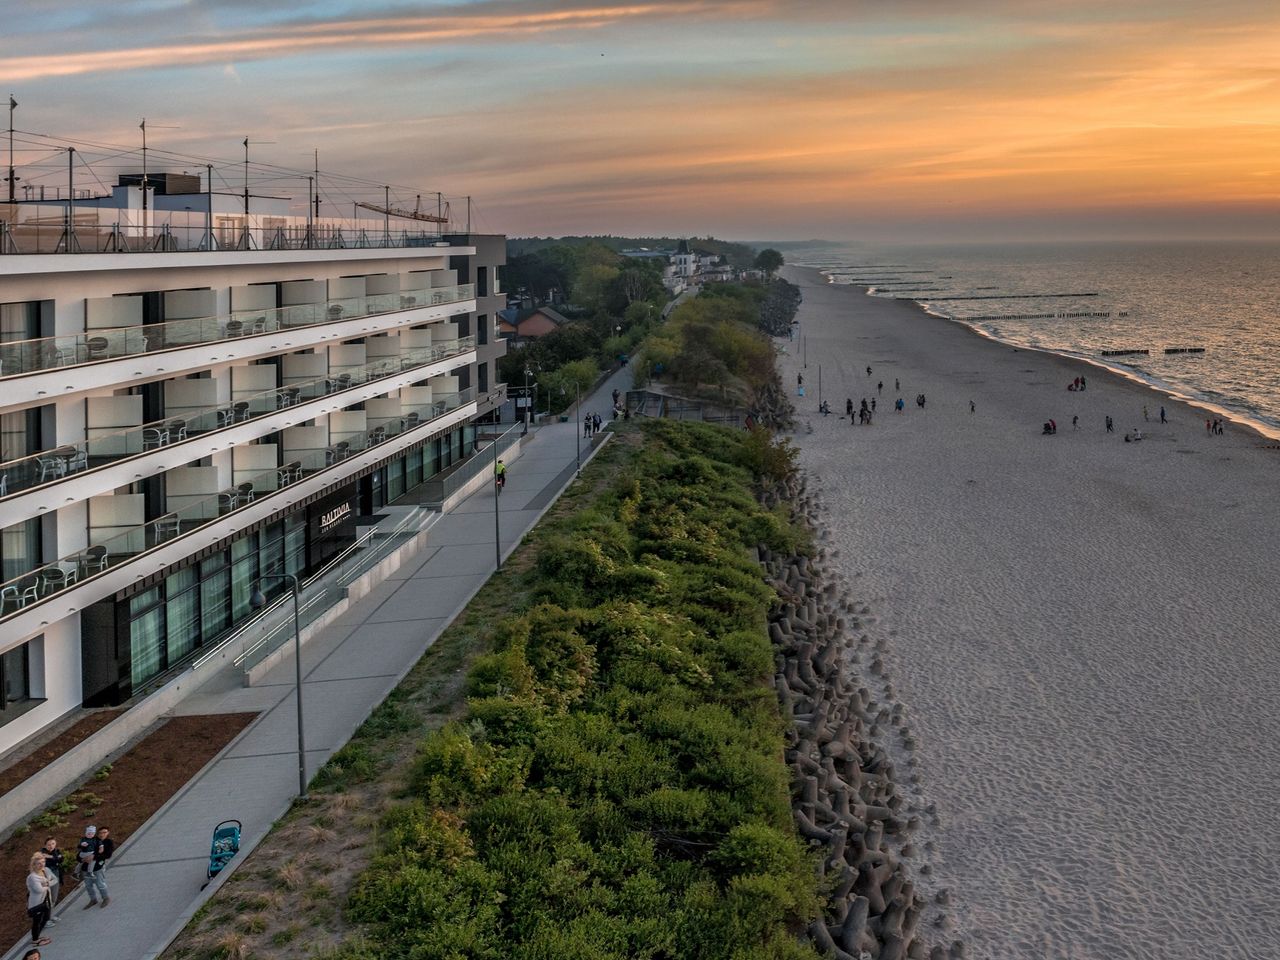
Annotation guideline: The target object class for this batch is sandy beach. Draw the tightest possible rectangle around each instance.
[778,267,1280,959]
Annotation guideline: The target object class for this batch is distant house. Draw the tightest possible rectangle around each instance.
[498,304,572,342]
[672,239,697,279]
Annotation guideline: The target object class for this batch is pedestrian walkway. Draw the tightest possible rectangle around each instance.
[4,368,633,960]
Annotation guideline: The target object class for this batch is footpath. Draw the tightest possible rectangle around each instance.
[5,368,632,960]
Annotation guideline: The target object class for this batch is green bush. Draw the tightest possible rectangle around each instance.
[347,421,819,959]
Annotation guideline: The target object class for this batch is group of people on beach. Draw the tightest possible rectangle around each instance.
[24,825,115,949]
[1206,418,1226,435]
[1067,376,1088,392]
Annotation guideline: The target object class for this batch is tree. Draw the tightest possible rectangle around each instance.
[753,248,784,278]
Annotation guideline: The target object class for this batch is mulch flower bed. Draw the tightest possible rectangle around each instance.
[0,711,125,797]
[0,713,256,947]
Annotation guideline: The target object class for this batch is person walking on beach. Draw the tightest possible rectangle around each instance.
[877,380,883,395]
[866,365,872,377]
[1080,376,1087,390]
[797,372,803,387]
[894,378,900,391]
[1143,405,1149,421]
[1072,415,1079,430]
[846,398,853,418]
[27,854,53,947]
[895,397,904,413]
[1160,405,1167,424]
[1105,416,1114,433]
[870,398,877,413]
[969,400,975,414]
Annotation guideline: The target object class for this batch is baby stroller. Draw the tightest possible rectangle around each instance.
[203,819,242,888]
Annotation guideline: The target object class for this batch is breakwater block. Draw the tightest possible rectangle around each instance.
[1100,349,1150,357]
[1164,347,1206,354]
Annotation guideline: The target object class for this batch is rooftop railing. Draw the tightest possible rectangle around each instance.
[0,282,474,380]
[0,204,456,256]
[0,337,474,501]
[0,387,475,621]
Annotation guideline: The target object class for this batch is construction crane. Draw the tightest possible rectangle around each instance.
[354,193,450,223]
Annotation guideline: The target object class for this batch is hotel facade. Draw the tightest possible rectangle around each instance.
[0,174,506,755]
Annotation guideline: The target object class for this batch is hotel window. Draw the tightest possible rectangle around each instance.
[0,638,38,724]
[1,407,42,465]
[477,314,488,346]
[0,301,41,342]
[477,266,489,298]
[1,516,42,584]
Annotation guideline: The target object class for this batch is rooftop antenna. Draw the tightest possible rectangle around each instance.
[139,118,178,228]
[242,136,275,215]
[5,94,16,204]
[313,148,321,220]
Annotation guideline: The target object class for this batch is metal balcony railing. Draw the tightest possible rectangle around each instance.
[0,388,476,620]
[0,204,456,257]
[0,338,474,502]
[0,282,474,380]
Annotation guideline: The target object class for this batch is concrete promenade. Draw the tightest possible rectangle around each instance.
[6,368,631,960]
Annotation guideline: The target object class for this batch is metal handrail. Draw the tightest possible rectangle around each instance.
[231,506,432,669]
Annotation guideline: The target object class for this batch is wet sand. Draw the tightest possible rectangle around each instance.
[778,266,1280,959]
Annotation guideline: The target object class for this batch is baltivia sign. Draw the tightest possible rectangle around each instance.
[319,502,352,533]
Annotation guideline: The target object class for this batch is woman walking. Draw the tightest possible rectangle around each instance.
[27,853,54,947]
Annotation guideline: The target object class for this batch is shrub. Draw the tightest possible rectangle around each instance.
[346,420,819,960]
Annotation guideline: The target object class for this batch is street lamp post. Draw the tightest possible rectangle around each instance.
[249,574,307,800]
[575,379,582,475]
[492,437,502,570]
[522,366,531,434]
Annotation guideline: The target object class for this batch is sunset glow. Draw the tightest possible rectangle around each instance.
[5,0,1280,239]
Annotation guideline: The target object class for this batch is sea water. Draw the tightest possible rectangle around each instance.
[785,241,1280,435]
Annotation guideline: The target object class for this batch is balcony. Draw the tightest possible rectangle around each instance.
[0,337,475,510]
[0,283,474,381]
[0,388,476,623]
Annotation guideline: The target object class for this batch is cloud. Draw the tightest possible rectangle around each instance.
[4,0,764,80]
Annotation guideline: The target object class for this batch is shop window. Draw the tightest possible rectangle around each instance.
[284,515,306,578]
[200,553,231,639]
[129,587,165,690]
[387,458,405,502]
[165,568,200,663]
[231,534,259,622]
[406,447,424,488]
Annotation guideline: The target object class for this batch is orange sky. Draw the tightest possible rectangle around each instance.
[5,0,1280,239]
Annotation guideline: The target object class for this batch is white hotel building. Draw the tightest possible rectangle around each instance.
[0,172,506,755]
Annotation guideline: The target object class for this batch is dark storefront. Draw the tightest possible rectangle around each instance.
[80,422,473,706]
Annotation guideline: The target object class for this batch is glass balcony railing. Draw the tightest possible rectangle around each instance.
[0,337,474,500]
[0,388,476,620]
[0,282,474,380]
